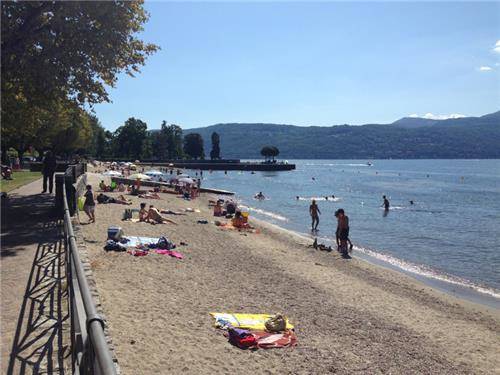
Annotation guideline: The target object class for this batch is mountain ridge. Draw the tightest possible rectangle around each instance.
[182,110,500,159]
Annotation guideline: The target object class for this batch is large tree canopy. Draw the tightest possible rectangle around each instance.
[260,145,280,161]
[183,133,205,160]
[113,118,148,159]
[1,1,158,156]
[210,131,220,160]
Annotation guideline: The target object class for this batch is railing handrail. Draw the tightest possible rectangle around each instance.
[62,172,116,374]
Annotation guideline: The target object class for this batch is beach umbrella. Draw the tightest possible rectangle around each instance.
[146,170,163,175]
[129,173,151,180]
[103,170,122,176]
[178,177,195,184]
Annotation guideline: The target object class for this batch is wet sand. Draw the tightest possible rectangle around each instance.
[77,172,500,374]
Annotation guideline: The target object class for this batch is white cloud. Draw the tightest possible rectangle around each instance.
[493,40,500,53]
[478,66,493,71]
[408,113,466,120]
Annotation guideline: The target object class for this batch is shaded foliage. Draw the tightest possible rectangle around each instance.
[1,1,157,157]
[183,133,205,159]
[210,132,220,160]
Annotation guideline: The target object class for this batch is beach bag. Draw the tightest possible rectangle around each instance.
[78,196,85,211]
[157,236,175,250]
[265,314,287,333]
[122,209,133,221]
[228,328,257,349]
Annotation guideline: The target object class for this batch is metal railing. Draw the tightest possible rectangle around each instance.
[60,165,117,374]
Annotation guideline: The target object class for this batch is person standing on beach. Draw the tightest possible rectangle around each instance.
[309,199,321,231]
[335,209,352,256]
[41,150,56,194]
[382,195,390,211]
[83,185,96,223]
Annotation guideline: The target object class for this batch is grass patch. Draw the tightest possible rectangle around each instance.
[1,170,41,192]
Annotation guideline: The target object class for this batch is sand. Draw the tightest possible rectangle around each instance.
[76,172,500,374]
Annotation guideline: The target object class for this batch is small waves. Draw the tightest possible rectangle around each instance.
[304,163,371,167]
[240,205,288,222]
[354,246,500,299]
[297,196,341,202]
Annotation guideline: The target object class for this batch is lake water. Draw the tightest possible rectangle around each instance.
[189,159,500,304]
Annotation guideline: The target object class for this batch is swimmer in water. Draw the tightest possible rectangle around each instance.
[410,200,414,205]
[296,196,300,200]
[381,195,390,211]
[325,196,328,201]
[312,177,316,181]
[331,194,335,199]
[255,192,265,200]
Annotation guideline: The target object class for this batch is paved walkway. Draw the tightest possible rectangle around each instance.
[1,178,69,374]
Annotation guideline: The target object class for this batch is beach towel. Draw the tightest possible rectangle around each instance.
[210,313,294,331]
[154,249,183,259]
[252,330,297,349]
[225,328,297,349]
[123,236,160,247]
[127,249,148,256]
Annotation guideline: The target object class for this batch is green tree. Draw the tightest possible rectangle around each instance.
[210,132,221,160]
[1,1,158,154]
[260,145,280,161]
[165,124,184,159]
[114,118,148,159]
[183,133,204,159]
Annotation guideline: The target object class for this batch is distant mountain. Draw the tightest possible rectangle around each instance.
[392,111,500,129]
[184,111,500,159]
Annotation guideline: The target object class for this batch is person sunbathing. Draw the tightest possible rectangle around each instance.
[231,211,246,228]
[139,203,149,221]
[97,193,132,205]
[99,180,109,191]
[160,208,186,215]
[138,191,161,199]
[147,205,177,224]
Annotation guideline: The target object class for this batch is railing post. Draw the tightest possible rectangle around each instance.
[55,174,65,218]
[65,174,77,216]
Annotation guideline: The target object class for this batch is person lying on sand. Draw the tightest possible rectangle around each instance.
[147,205,177,224]
[138,191,161,199]
[97,193,132,205]
[160,208,186,215]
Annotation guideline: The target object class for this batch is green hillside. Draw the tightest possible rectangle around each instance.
[185,111,500,159]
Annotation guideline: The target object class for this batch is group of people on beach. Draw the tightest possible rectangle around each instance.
[309,199,353,255]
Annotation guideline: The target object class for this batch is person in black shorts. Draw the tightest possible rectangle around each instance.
[335,209,353,255]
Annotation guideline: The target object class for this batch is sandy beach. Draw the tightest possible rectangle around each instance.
[76,172,500,374]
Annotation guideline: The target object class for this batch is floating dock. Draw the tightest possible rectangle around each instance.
[110,177,235,195]
[137,161,295,171]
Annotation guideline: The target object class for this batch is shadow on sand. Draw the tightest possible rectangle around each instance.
[6,224,69,374]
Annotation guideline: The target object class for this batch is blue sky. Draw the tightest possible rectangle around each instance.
[94,1,500,130]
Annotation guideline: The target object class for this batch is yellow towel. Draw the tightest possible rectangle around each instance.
[209,313,294,330]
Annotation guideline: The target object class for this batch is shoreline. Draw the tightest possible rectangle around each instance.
[77,171,500,373]
[232,199,500,310]
[252,217,500,312]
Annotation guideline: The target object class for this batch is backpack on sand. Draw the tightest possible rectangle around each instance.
[265,314,287,333]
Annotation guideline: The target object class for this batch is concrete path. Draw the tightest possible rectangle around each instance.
[1,178,69,374]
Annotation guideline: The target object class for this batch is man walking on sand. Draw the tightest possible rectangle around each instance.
[309,199,321,231]
[42,150,56,194]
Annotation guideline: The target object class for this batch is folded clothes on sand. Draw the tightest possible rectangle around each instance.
[211,313,297,350]
[227,328,297,349]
